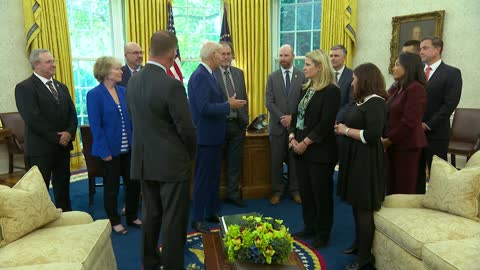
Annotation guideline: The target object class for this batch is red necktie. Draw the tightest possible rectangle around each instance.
[425,66,432,81]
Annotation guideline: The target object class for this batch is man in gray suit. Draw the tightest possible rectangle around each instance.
[213,41,249,207]
[330,44,353,123]
[265,44,304,205]
[126,30,196,270]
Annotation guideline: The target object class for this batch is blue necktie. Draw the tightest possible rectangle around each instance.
[285,70,291,96]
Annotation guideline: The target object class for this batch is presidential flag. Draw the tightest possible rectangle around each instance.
[167,1,183,82]
[220,5,232,43]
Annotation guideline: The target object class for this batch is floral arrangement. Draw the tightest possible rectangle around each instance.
[223,215,294,264]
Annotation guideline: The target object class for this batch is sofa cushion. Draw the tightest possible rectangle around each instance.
[464,150,480,168]
[374,207,480,259]
[422,156,480,221]
[0,263,82,270]
[0,219,111,268]
[422,238,480,270]
[0,166,61,247]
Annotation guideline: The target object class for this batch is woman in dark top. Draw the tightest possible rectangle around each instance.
[335,63,387,270]
[87,56,142,235]
[289,49,340,249]
[382,53,427,195]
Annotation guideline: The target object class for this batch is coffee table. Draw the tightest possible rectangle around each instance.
[202,231,306,270]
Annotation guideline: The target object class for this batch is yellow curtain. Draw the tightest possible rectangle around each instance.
[226,0,271,122]
[23,0,82,167]
[125,0,168,63]
[320,0,357,67]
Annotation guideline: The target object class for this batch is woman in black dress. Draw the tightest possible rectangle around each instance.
[289,49,340,249]
[335,63,387,270]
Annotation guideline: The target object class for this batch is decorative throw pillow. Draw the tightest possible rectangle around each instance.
[465,150,480,169]
[0,166,61,247]
[422,156,480,221]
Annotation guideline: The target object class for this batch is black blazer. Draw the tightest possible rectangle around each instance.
[424,62,462,141]
[336,67,354,122]
[291,84,341,163]
[213,66,249,129]
[118,65,142,87]
[15,74,78,156]
[126,63,196,182]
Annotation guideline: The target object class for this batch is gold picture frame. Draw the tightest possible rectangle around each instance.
[389,10,445,73]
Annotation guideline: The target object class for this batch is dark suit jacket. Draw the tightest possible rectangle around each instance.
[213,66,249,129]
[335,66,354,122]
[86,83,132,159]
[15,74,77,156]
[387,81,427,150]
[126,63,196,182]
[118,65,142,87]
[290,84,340,163]
[265,68,305,135]
[188,64,230,145]
[424,61,462,141]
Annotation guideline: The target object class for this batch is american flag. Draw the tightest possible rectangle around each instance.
[220,6,232,43]
[167,2,183,82]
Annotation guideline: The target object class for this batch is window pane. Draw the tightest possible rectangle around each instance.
[280,5,295,32]
[313,3,321,29]
[296,32,311,56]
[298,0,312,3]
[294,58,305,70]
[312,31,320,50]
[280,33,295,47]
[296,4,312,31]
[281,0,296,4]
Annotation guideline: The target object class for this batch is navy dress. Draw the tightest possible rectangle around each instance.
[337,96,387,211]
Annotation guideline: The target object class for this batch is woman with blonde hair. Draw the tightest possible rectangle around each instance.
[87,56,142,235]
[289,49,340,248]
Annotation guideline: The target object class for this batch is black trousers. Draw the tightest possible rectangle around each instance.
[224,120,245,199]
[101,152,140,226]
[141,180,189,270]
[28,150,72,211]
[269,132,299,196]
[296,158,335,241]
[417,139,448,194]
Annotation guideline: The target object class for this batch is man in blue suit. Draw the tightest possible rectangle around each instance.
[188,41,247,233]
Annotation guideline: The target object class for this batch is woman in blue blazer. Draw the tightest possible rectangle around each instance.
[87,56,141,235]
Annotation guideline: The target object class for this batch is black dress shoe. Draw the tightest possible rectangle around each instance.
[345,262,375,270]
[343,244,358,254]
[205,215,221,223]
[225,197,247,208]
[292,229,315,239]
[191,221,209,233]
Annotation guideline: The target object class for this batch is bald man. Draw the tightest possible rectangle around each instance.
[265,44,304,205]
[118,42,144,87]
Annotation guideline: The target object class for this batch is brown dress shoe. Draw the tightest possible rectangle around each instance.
[270,195,281,205]
[292,194,302,204]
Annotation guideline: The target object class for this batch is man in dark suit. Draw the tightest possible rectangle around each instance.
[126,31,197,270]
[118,42,143,87]
[418,36,462,193]
[265,44,304,205]
[15,49,78,211]
[330,44,353,123]
[213,41,248,208]
[188,41,247,233]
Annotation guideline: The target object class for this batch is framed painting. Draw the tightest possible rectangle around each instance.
[389,10,445,73]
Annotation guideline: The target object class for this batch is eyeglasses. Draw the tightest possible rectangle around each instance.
[126,51,144,55]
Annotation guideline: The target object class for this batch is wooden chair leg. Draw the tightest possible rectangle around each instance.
[8,153,13,174]
[88,177,95,206]
[451,154,456,168]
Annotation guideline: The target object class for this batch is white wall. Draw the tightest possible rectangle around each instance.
[0,0,31,173]
[354,0,480,109]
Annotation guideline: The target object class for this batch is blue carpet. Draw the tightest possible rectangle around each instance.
[64,172,356,270]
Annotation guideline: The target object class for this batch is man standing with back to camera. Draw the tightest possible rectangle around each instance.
[265,44,304,205]
[213,41,249,208]
[126,30,197,270]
